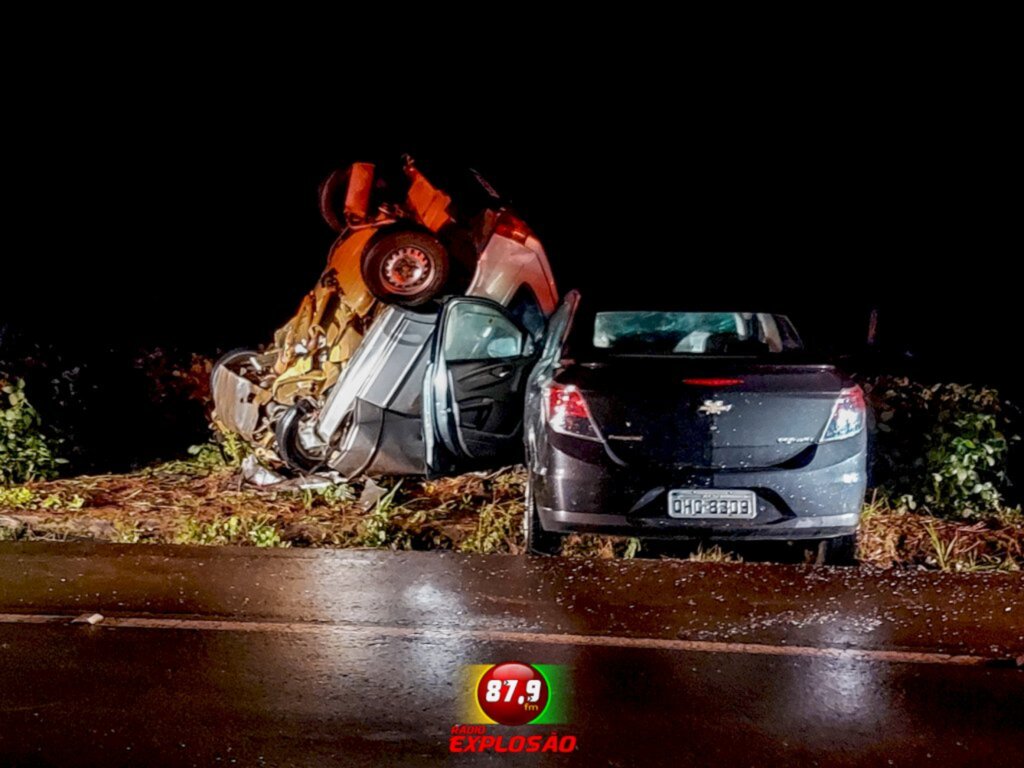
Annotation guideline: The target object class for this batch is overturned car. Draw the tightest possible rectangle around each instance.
[212,158,558,477]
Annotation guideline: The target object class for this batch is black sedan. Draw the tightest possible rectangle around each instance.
[523,291,868,563]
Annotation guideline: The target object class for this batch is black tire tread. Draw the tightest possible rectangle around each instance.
[360,229,450,308]
[525,478,562,556]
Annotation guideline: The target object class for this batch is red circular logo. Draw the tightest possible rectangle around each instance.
[476,662,549,726]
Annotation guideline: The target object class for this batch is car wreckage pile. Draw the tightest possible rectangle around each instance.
[211,157,558,484]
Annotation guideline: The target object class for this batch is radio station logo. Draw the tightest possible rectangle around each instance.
[477,662,549,725]
[450,662,576,754]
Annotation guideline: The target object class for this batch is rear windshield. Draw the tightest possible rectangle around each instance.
[585,311,803,356]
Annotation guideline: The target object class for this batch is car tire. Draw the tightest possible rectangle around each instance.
[317,167,348,233]
[815,533,858,566]
[360,229,450,308]
[275,400,327,472]
[524,476,562,556]
[212,348,257,372]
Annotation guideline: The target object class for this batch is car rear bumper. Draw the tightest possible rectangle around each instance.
[537,507,860,540]
[533,434,866,542]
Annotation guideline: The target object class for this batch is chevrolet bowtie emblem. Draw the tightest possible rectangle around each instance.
[698,399,732,416]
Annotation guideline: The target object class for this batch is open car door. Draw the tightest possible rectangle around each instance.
[424,297,539,475]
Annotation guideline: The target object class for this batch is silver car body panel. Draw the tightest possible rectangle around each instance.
[317,307,435,442]
[210,352,271,441]
[467,233,558,314]
[314,231,557,476]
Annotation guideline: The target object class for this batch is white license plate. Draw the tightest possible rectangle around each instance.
[667,489,757,519]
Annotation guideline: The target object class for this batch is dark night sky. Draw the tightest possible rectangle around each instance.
[4,77,1016,384]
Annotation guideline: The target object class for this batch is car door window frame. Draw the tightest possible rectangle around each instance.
[440,298,535,363]
[538,290,579,367]
[506,284,547,343]
[425,296,540,473]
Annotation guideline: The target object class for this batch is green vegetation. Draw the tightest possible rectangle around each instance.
[849,377,1024,569]
[354,482,456,550]
[112,520,145,544]
[687,544,742,563]
[296,483,355,510]
[175,515,287,548]
[0,486,35,508]
[354,483,404,547]
[459,501,522,554]
[149,432,251,477]
[1,377,64,485]
[562,534,641,559]
[0,486,84,510]
[865,377,1015,520]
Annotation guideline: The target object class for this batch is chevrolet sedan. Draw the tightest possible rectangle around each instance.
[522,292,867,563]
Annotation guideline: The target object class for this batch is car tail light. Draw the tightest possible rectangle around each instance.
[821,386,866,442]
[683,378,743,387]
[546,383,602,441]
[495,212,533,244]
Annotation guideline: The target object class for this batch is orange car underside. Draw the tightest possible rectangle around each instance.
[212,159,455,453]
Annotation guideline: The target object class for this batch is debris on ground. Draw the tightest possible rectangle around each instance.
[238,454,346,490]
[71,613,104,625]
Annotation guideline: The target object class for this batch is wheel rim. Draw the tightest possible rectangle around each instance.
[380,246,433,295]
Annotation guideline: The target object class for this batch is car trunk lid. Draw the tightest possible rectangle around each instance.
[557,359,846,470]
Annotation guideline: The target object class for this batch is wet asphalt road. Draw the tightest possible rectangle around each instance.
[0,543,1021,767]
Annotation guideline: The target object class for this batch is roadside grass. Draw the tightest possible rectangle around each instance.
[857,491,1022,572]
[561,535,641,559]
[175,515,287,548]
[459,501,524,555]
[147,432,250,477]
[0,445,1021,570]
[112,520,145,544]
[687,544,743,563]
[0,486,85,511]
[354,483,434,549]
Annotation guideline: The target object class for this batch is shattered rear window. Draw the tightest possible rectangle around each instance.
[591,312,802,355]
